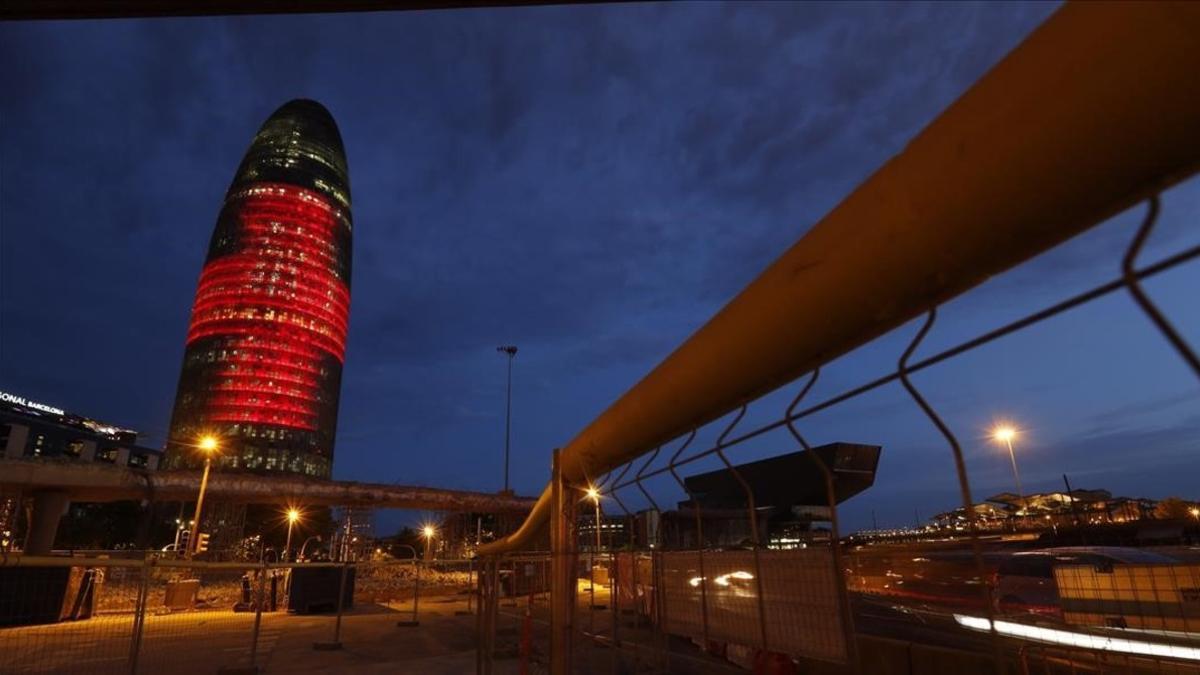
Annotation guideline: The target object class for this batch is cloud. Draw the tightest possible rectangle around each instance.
[8,2,1196,526]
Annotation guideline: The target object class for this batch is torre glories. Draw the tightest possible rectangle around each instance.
[164,100,352,478]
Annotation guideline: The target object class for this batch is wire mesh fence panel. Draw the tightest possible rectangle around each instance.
[354,559,422,606]
[494,555,552,672]
[0,559,143,675]
[133,559,265,675]
[758,548,846,663]
[659,550,706,643]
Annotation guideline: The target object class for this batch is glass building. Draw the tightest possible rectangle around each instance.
[164,99,352,478]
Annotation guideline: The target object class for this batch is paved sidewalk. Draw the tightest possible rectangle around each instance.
[0,593,519,675]
[260,595,523,675]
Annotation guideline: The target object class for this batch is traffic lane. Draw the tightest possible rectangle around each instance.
[852,594,999,653]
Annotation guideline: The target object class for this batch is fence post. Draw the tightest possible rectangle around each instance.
[654,550,670,673]
[549,448,579,675]
[666,431,711,648]
[504,558,518,607]
[127,556,151,675]
[478,558,499,675]
[457,558,474,616]
[476,565,485,675]
[413,559,421,624]
[248,561,268,668]
[610,545,619,675]
[314,562,349,651]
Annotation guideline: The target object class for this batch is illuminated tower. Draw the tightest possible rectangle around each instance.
[165,99,352,478]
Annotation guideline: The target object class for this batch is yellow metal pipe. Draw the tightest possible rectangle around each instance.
[481,2,1200,556]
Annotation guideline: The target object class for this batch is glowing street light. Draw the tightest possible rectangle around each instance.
[285,508,302,562]
[585,486,602,554]
[1190,507,1200,521]
[992,424,1026,514]
[422,525,436,561]
[187,435,219,558]
[584,485,604,609]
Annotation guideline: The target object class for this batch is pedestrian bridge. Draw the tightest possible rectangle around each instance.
[0,457,536,512]
[0,457,536,555]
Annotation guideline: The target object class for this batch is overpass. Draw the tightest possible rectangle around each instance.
[0,458,537,554]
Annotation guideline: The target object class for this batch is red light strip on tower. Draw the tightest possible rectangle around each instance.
[184,182,350,431]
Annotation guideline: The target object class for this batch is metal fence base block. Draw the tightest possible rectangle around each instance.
[397,620,420,627]
[312,641,343,651]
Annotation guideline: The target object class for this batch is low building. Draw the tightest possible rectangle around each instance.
[0,389,162,469]
[578,514,629,551]
[657,442,882,549]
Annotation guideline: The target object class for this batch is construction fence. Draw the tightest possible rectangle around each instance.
[0,553,478,674]
[475,185,1200,675]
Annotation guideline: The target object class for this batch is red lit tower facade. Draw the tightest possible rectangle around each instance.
[165,100,352,478]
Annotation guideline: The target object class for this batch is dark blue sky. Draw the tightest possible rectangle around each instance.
[2,2,1197,534]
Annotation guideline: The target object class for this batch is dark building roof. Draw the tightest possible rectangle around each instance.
[682,442,881,510]
[1,396,143,446]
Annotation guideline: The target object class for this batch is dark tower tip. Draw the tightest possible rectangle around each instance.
[231,98,352,209]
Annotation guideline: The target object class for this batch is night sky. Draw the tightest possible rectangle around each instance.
[2,2,1197,536]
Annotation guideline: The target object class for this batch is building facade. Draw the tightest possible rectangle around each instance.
[164,99,353,478]
[0,389,162,469]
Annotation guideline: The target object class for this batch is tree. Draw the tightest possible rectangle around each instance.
[1154,496,1194,520]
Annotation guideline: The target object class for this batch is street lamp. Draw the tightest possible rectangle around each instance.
[496,345,518,492]
[285,508,302,562]
[585,486,602,554]
[422,525,436,561]
[187,435,219,558]
[299,535,322,561]
[584,485,604,610]
[1190,507,1200,521]
[992,425,1025,515]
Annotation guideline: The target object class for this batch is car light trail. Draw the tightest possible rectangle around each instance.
[953,614,1200,662]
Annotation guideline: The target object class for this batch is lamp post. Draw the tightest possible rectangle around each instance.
[285,508,301,562]
[992,425,1025,517]
[187,435,219,558]
[393,544,421,627]
[586,487,602,554]
[496,345,518,492]
[422,525,436,561]
[585,486,604,611]
[299,535,322,562]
